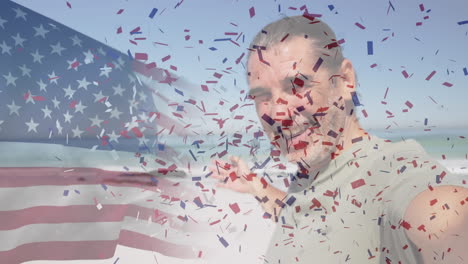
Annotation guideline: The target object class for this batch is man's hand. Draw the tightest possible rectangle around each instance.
[209,156,287,219]
[209,156,260,195]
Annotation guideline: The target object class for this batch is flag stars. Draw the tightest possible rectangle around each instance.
[50,42,66,56]
[3,72,17,86]
[109,107,123,119]
[89,115,103,127]
[33,24,49,38]
[76,77,91,90]
[93,91,106,102]
[83,50,94,64]
[31,50,44,64]
[11,33,26,47]
[0,16,7,29]
[70,35,82,47]
[71,125,84,138]
[41,105,53,119]
[67,58,80,71]
[6,100,21,116]
[63,110,73,123]
[56,120,63,135]
[25,90,36,104]
[108,130,120,143]
[112,84,125,96]
[18,64,31,77]
[74,101,87,114]
[51,96,61,109]
[99,64,113,78]
[0,41,12,55]
[25,118,39,133]
[37,79,47,92]
[13,7,27,21]
[48,71,59,84]
[63,85,75,99]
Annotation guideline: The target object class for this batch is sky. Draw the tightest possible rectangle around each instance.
[10,0,468,137]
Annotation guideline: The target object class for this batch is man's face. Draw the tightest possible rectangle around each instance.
[247,36,347,165]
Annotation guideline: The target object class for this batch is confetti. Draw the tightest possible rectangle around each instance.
[355,22,366,29]
[249,7,255,18]
[425,70,436,80]
[457,20,468,25]
[148,8,158,19]
[367,41,373,55]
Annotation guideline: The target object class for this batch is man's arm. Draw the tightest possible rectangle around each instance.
[403,185,468,263]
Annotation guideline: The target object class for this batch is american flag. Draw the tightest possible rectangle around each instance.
[0,1,211,263]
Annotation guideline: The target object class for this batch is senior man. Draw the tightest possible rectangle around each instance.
[211,15,468,263]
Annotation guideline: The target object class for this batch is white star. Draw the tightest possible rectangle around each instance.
[25,90,36,104]
[31,49,44,64]
[33,24,49,38]
[6,100,21,116]
[71,125,84,138]
[99,64,113,78]
[89,115,103,127]
[70,35,82,47]
[63,110,73,123]
[93,91,106,102]
[41,105,52,119]
[18,64,31,77]
[137,136,149,146]
[97,47,105,55]
[25,118,39,133]
[3,72,17,86]
[138,112,149,122]
[0,41,12,55]
[108,130,120,143]
[51,96,61,109]
[83,50,94,64]
[112,84,125,96]
[0,16,7,29]
[37,79,47,92]
[76,77,91,90]
[128,99,139,109]
[56,120,63,135]
[11,33,26,47]
[138,91,148,102]
[63,85,75,99]
[13,7,27,21]
[67,58,80,71]
[48,71,59,85]
[0,120,3,131]
[109,107,122,119]
[50,42,66,56]
[74,101,87,114]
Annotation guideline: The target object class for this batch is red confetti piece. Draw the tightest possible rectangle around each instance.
[135,53,148,60]
[355,22,366,29]
[229,203,240,214]
[249,7,255,18]
[405,101,413,109]
[161,55,171,62]
[117,9,124,14]
[362,109,368,117]
[351,179,366,189]
[116,27,122,34]
[402,70,409,78]
[425,70,436,80]
[66,1,72,8]
[442,82,453,87]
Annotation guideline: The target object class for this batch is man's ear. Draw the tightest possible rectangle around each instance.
[337,59,356,102]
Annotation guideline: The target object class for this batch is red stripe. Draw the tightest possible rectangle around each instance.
[0,167,190,198]
[118,229,198,259]
[0,230,199,262]
[0,240,117,263]
[0,204,210,232]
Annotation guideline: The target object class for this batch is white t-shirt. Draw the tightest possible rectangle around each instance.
[263,135,467,263]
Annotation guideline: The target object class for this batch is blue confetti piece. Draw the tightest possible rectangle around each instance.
[189,149,197,161]
[351,92,361,106]
[192,176,201,181]
[149,8,158,18]
[400,165,407,173]
[63,190,69,196]
[278,4,281,12]
[127,49,133,60]
[286,196,296,206]
[367,41,374,55]
[107,50,119,59]
[218,235,229,247]
[158,144,165,151]
[74,189,80,194]
[214,38,231,42]
[113,257,120,264]
[436,174,441,184]
[180,201,186,209]
[463,67,468,75]
[312,57,323,72]
[176,105,184,111]
[457,20,468,25]
[208,47,217,51]
[222,58,227,63]
[424,118,428,126]
[328,5,334,11]
[101,184,108,191]
[150,177,158,185]
[174,88,184,96]
[139,157,144,163]
[261,114,275,126]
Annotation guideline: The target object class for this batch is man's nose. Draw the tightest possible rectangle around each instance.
[269,96,295,127]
